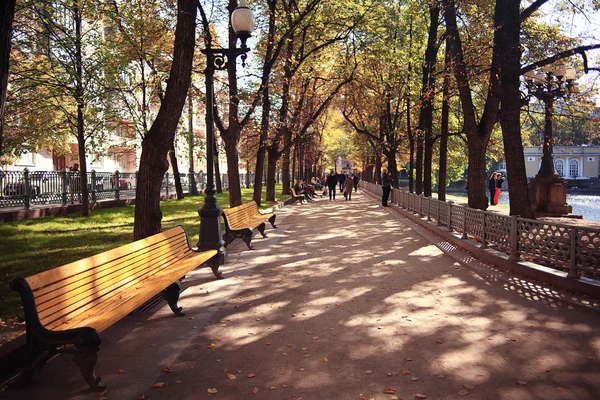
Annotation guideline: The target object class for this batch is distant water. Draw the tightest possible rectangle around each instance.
[448,192,600,223]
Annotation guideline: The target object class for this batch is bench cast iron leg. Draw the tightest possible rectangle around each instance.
[72,328,104,391]
[243,234,254,250]
[257,222,267,238]
[208,256,224,279]
[162,281,184,316]
[268,214,277,228]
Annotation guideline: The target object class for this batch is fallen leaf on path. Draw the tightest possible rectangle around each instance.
[252,387,259,394]
[207,388,217,394]
[282,384,290,388]
[270,386,277,390]
[464,384,475,390]
[138,396,145,399]
[415,394,428,399]
[117,369,125,374]
[458,389,469,396]
[324,357,329,362]
[402,370,410,374]
[247,373,256,378]
[557,386,567,391]
[365,370,373,374]
[411,376,419,381]
[226,373,236,380]
[152,382,165,389]
[383,388,396,394]
[360,395,368,400]
[517,380,527,385]
[163,366,172,373]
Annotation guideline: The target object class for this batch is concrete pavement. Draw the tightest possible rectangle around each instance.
[2,191,599,400]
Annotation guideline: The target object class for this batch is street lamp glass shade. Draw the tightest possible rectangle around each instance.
[231,0,255,36]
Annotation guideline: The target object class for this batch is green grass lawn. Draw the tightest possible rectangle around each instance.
[0,185,283,327]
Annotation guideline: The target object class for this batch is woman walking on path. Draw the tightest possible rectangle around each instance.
[353,173,359,192]
[494,173,505,206]
[326,170,338,201]
[344,173,355,200]
[338,172,346,192]
[488,173,497,205]
[381,168,391,206]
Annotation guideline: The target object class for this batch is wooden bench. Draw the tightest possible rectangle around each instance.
[290,188,305,203]
[222,201,277,250]
[10,226,219,391]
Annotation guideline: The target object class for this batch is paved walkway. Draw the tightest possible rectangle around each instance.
[2,191,599,400]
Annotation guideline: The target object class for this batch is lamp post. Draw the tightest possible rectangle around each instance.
[197,0,254,260]
[524,60,577,215]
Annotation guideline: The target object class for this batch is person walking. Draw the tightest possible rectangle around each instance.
[344,172,354,200]
[353,172,359,192]
[381,168,391,206]
[326,170,338,201]
[494,173,505,206]
[338,172,346,192]
[488,172,497,206]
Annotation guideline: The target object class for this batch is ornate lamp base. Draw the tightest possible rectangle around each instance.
[528,174,573,216]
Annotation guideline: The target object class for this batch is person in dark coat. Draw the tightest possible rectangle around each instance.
[381,168,391,206]
[353,172,359,192]
[326,170,338,201]
[488,172,497,205]
[338,172,346,192]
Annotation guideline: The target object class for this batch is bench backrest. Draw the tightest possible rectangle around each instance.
[25,226,193,331]
[223,201,263,230]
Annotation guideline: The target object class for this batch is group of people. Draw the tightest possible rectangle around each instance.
[488,172,505,206]
[292,170,361,203]
[325,170,359,201]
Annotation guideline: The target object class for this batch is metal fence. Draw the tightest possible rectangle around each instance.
[0,169,267,209]
[361,181,600,281]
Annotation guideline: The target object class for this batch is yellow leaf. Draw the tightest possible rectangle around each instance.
[252,387,259,394]
[152,382,165,389]
[207,388,218,394]
[324,357,329,362]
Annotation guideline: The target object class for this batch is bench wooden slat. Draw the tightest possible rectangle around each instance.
[33,236,190,306]
[26,227,187,291]
[35,241,192,327]
[44,250,217,333]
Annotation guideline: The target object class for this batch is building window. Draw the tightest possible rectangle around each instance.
[90,153,104,168]
[17,151,35,166]
[570,160,579,178]
[555,159,564,176]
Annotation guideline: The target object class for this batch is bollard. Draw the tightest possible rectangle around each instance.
[115,170,121,200]
[91,170,97,202]
[61,168,68,205]
[23,168,31,209]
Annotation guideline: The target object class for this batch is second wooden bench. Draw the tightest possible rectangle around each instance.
[222,201,277,249]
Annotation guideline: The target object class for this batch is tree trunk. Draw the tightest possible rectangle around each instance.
[282,147,291,195]
[74,4,89,216]
[133,0,196,240]
[0,0,15,157]
[266,147,278,202]
[438,43,451,202]
[415,134,423,195]
[420,4,440,198]
[169,144,184,199]
[496,0,534,218]
[375,152,382,184]
[467,138,489,209]
[408,131,414,193]
[224,137,241,205]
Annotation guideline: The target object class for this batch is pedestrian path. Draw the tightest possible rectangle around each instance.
[2,191,599,400]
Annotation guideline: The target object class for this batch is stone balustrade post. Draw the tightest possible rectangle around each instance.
[567,227,579,279]
[508,215,521,261]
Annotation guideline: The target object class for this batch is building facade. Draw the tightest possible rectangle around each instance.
[523,146,600,179]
